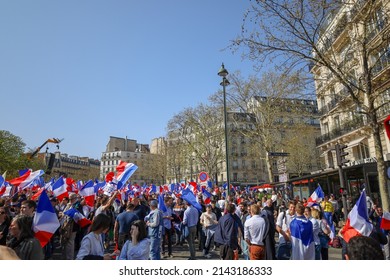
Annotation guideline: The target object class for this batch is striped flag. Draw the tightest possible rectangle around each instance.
[340,190,373,242]
[64,208,91,228]
[52,177,68,201]
[380,212,390,231]
[290,216,315,260]
[115,161,138,188]
[33,190,60,247]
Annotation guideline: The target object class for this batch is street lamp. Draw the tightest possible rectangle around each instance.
[218,63,230,197]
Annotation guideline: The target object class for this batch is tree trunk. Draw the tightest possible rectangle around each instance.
[266,152,274,183]
[371,114,390,211]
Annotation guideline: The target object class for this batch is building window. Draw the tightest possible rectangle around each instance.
[323,122,329,136]
[354,143,370,160]
[320,97,325,109]
[252,160,257,169]
[334,116,340,130]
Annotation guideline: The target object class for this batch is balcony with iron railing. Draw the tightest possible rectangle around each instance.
[377,103,390,120]
[315,116,365,145]
[319,88,350,116]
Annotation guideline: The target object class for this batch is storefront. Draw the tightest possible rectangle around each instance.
[286,159,389,205]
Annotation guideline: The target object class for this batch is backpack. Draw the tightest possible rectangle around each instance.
[60,215,74,245]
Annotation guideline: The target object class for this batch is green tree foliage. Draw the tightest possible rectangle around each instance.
[0,130,27,176]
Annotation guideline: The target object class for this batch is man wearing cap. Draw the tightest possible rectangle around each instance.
[145,199,163,260]
[182,200,199,260]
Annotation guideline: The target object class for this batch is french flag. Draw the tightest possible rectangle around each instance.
[24,176,44,191]
[79,180,96,207]
[43,178,55,192]
[115,161,138,187]
[290,216,315,260]
[340,190,373,243]
[202,188,212,204]
[63,208,91,228]
[306,185,324,207]
[380,212,390,230]
[33,190,60,247]
[52,177,68,201]
[0,175,16,198]
[8,169,44,190]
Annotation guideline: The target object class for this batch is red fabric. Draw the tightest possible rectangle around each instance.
[384,115,390,140]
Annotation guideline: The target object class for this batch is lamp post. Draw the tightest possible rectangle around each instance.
[218,63,230,197]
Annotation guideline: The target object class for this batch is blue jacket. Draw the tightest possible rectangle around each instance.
[214,213,243,250]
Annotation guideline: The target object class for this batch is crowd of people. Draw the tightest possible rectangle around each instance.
[0,187,388,260]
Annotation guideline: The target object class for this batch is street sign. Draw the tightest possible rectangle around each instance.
[268,152,289,157]
[199,171,209,182]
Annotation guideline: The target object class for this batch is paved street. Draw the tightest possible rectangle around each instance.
[52,236,342,260]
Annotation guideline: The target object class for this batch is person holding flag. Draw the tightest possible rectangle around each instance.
[339,189,374,259]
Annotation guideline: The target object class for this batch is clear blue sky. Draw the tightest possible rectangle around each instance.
[1,1,256,159]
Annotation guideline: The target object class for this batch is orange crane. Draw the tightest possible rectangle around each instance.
[28,138,64,159]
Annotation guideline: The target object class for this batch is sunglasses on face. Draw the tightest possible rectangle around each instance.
[0,212,6,214]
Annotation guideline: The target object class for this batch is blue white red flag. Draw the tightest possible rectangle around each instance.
[340,190,373,242]
[289,216,315,260]
[8,169,44,191]
[0,181,16,198]
[380,212,390,230]
[64,208,92,228]
[33,190,60,247]
[115,161,138,188]
[43,178,55,192]
[201,188,212,204]
[23,176,44,191]
[79,180,96,207]
[52,177,68,201]
[306,184,324,207]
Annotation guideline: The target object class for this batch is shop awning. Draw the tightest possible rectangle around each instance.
[250,184,273,190]
[348,136,366,148]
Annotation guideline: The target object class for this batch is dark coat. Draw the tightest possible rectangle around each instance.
[262,206,277,260]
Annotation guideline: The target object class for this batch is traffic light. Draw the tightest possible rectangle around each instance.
[335,143,349,166]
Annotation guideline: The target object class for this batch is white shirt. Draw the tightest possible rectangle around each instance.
[276,211,295,244]
[309,217,320,245]
[244,215,267,246]
[76,232,104,260]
